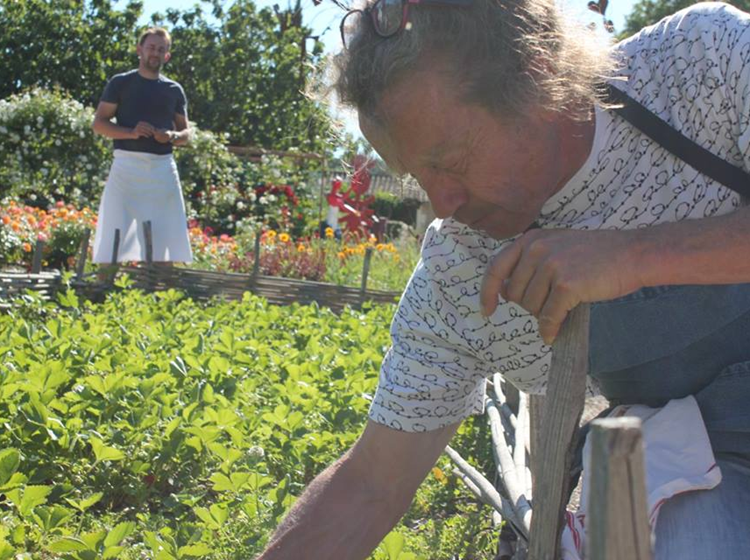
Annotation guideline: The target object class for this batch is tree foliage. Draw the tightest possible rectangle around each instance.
[620,0,750,39]
[0,0,333,152]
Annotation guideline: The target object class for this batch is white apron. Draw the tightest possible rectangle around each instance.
[92,150,193,263]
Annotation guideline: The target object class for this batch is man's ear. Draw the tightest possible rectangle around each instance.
[164,52,172,63]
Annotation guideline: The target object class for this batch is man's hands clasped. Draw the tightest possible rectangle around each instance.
[131,121,174,143]
[480,228,647,345]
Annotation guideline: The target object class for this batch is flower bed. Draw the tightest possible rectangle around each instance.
[2,200,420,293]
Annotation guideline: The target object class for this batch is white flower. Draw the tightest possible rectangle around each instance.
[248,446,265,459]
[23,125,30,134]
[0,126,7,134]
[36,116,43,124]
[54,139,61,146]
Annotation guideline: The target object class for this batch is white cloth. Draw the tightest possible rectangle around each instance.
[369,3,750,432]
[560,397,721,560]
[93,149,193,263]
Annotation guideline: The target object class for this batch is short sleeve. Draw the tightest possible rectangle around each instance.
[368,264,493,432]
[368,219,555,432]
[175,84,188,117]
[100,75,124,105]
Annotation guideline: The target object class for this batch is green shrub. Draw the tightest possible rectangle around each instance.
[0,88,111,207]
[372,191,421,227]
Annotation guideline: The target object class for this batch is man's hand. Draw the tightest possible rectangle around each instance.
[480,228,645,344]
[131,121,155,139]
[154,128,173,144]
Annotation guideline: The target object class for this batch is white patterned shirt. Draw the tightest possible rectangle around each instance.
[369,3,749,432]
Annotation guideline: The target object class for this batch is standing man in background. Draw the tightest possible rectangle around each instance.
[91,26,193,266]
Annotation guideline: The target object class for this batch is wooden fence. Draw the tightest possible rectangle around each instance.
[0,224,401,313]
[446,305,653,559]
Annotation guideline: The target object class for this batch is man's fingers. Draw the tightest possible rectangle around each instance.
[520,267,553,316]
[480,241,523,316]
[537,284,579,345]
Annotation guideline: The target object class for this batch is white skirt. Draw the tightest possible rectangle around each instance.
[92,150,193,263]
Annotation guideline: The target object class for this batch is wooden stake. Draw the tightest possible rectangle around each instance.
[528,304,590,560]
[31,239,45,273]
[252,230,261,282]
[143,220,153,265]
[75,228,91,281]
[111,229,120,265]
[587,417,652,560]
[359,246,373,306]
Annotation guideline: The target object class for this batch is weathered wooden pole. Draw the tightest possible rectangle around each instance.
[359,246,373,307]
[75,228,91,281]
[527,304,590,560]
[31,239,45,273]
[252,230,262,284]
[143,220,155,290]
[111,228,121,266]
[587,417,652,560]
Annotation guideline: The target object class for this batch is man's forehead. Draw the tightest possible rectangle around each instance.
[374,71,475,166]
[142,35,169,48]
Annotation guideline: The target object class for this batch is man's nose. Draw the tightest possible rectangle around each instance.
[423,181,469,219]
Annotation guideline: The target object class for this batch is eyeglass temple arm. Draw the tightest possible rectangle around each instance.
[408,0,473,5]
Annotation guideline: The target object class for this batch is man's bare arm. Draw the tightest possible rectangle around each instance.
[481,205,750,343]
[153,112,191,146]
[257,419,459,560]
[91,101,152,140]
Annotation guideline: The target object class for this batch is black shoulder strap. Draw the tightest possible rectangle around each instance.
[605,83,750,200]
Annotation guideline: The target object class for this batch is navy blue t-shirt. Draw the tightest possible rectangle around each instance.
[100,69,187,155]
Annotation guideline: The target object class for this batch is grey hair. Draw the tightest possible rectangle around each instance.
[333,0,617,123]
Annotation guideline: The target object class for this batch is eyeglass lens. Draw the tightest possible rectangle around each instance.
[372,0,406,36]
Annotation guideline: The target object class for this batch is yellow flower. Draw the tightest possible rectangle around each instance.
[279,233,290,243]
[376,243,386,252]
[337,251,346,259]
[297,243,306,252]
[368,234,377,243]
[266,230,277,238]
[325,227,334,239]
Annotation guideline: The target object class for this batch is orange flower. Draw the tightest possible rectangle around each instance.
[325,227,334,239]
[22,242,32,252]
[279,233,290,243]
[1,216,10,225]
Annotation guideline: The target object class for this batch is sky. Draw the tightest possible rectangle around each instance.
[122,0,639,137]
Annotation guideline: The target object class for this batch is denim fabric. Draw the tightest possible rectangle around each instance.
[587,284,750,557]
[653,455,750,559]
[589,283,750,407]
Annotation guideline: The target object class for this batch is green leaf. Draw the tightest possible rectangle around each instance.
[103,545,125,559]
[0,472,27,493]
[380,532,405,560]
[0,449,20,486]
[103,521,135,547]
[47,537,89,553]
[90,438,125,463]
[209,472,233,492]
[7,485,52,517]
[0,541,14,560]
[31,505,74,532]
[80,530,107,551]
[178,543,213,557]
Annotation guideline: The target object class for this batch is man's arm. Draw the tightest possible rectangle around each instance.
[257,419,459,560]
[480,206,750,343]
[153,112,190,146]
[91,101,153,140]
